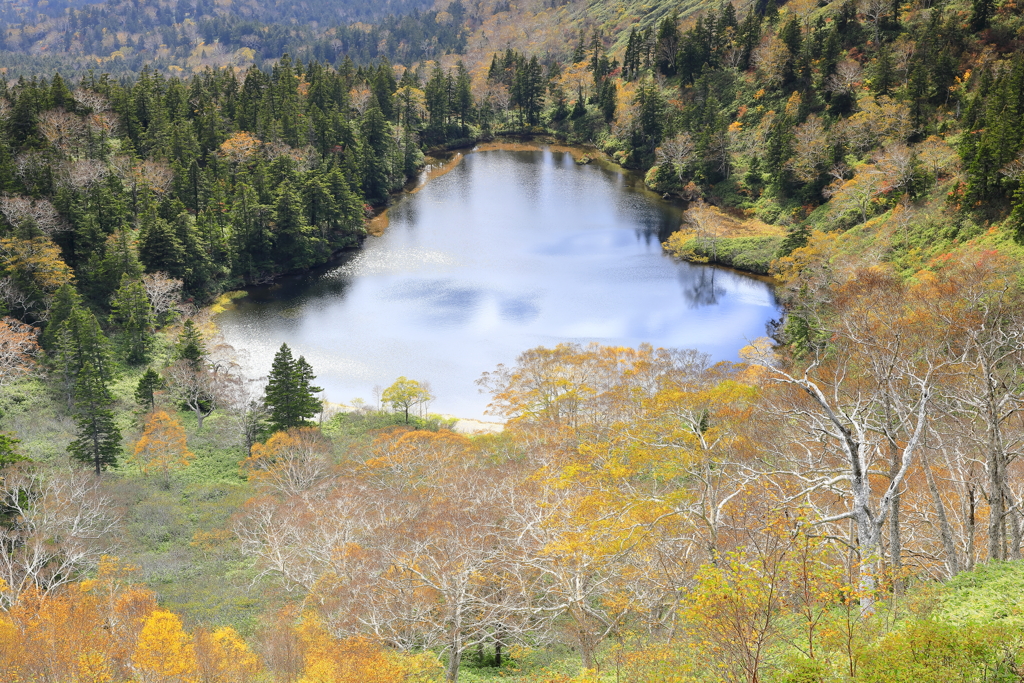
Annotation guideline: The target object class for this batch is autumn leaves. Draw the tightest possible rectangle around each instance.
[0,556,433,683]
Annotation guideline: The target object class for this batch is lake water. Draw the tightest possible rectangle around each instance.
[216,148,780,420]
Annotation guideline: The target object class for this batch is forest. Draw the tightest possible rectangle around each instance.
[1,0,1024,679]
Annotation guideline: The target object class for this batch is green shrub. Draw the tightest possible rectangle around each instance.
[857,619,1022,683]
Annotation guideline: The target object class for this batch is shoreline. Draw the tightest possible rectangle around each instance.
[206,140,778,426]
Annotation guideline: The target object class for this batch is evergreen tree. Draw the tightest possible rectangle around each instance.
[229,183,274,280]
[371,59,398,121]
[360,102,394,205]
[69,360,121,475]
[42,283,82,350]
[629,78,665,167]
[275,179,320,272]
[264,343,323,433]
[0,433,28,468]
[970,0,993,32]
[871,44,895,97]
[138,206,185,277]
[110,275,154,365]
[54,304,112,407]
[135,368,164,411]
[174,319,207,369]
[454,62,473,135]
[424,65,451,144]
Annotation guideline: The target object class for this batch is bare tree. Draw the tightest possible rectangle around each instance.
[37,109,86,158]
[874,144,916,194]
[685,200,722,263]
[0,196,67,237]
[787,115,831,183]
[72,89,110,112]
[826,60,863,95]
[860,0,889,42]
[0,278,37,321]
[61,159,108,190]
[750,270,946,613]
[243,428,335,498]
[0,464,120,608]
[0,316,40,385]
[163,359,225,430]
[141,272,183,319]
[223,374,268,456]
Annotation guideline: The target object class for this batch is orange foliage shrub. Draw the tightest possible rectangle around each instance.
[133,410,194,479]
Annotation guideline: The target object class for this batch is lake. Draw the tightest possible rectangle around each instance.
[215,147,780,420]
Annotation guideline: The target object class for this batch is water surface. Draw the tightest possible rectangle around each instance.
[217,149,779,419]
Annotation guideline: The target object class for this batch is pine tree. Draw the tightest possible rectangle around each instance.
[135,368,164,411]
[42,282,82,350]
[138,206,185,277]
[110,275,154,365]
[69,360,121,475]
[264,343,323,434]
[173,319,207,369]
[54,304,112,407]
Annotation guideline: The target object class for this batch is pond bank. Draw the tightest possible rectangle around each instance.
[212,146,781,419]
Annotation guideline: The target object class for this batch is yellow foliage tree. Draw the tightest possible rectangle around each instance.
[194,626,261,683]
[133,609,198,683]
[294,614,442,683]
[0,237,75,315]
[133,411,194,480]
[218,131,261,165]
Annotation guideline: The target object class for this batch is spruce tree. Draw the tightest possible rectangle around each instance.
[138,206,186,277]
[135,368,164,411]
[264,343,323,433]
[110,275,154,365]
[69,361,121,475]
[42,283,82,350]
[54,304,112,407]
[174,319,207,369]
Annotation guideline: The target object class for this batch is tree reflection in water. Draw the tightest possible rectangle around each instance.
[679,265,725,307]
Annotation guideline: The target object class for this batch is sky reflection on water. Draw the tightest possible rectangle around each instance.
[216,149,780,419]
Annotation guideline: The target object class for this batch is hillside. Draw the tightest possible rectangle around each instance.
[1,0,1024,680]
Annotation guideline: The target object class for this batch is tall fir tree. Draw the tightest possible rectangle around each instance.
[69,360,121,475]
[173,319,207,369]
[135,368,164,411]
[264,343,323,434]
[54,303,112,407]
[110,275,154,365]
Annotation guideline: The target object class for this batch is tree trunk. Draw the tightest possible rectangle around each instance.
[987,437,1005,561]
[967,485,977,570]
[922,451,960,577]
[446,632,462,683]
[889,492,903,593]
[91,413,102,475]
[1006,487,1022,559]
[985,361,1008,561]
[494,624,504,667]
